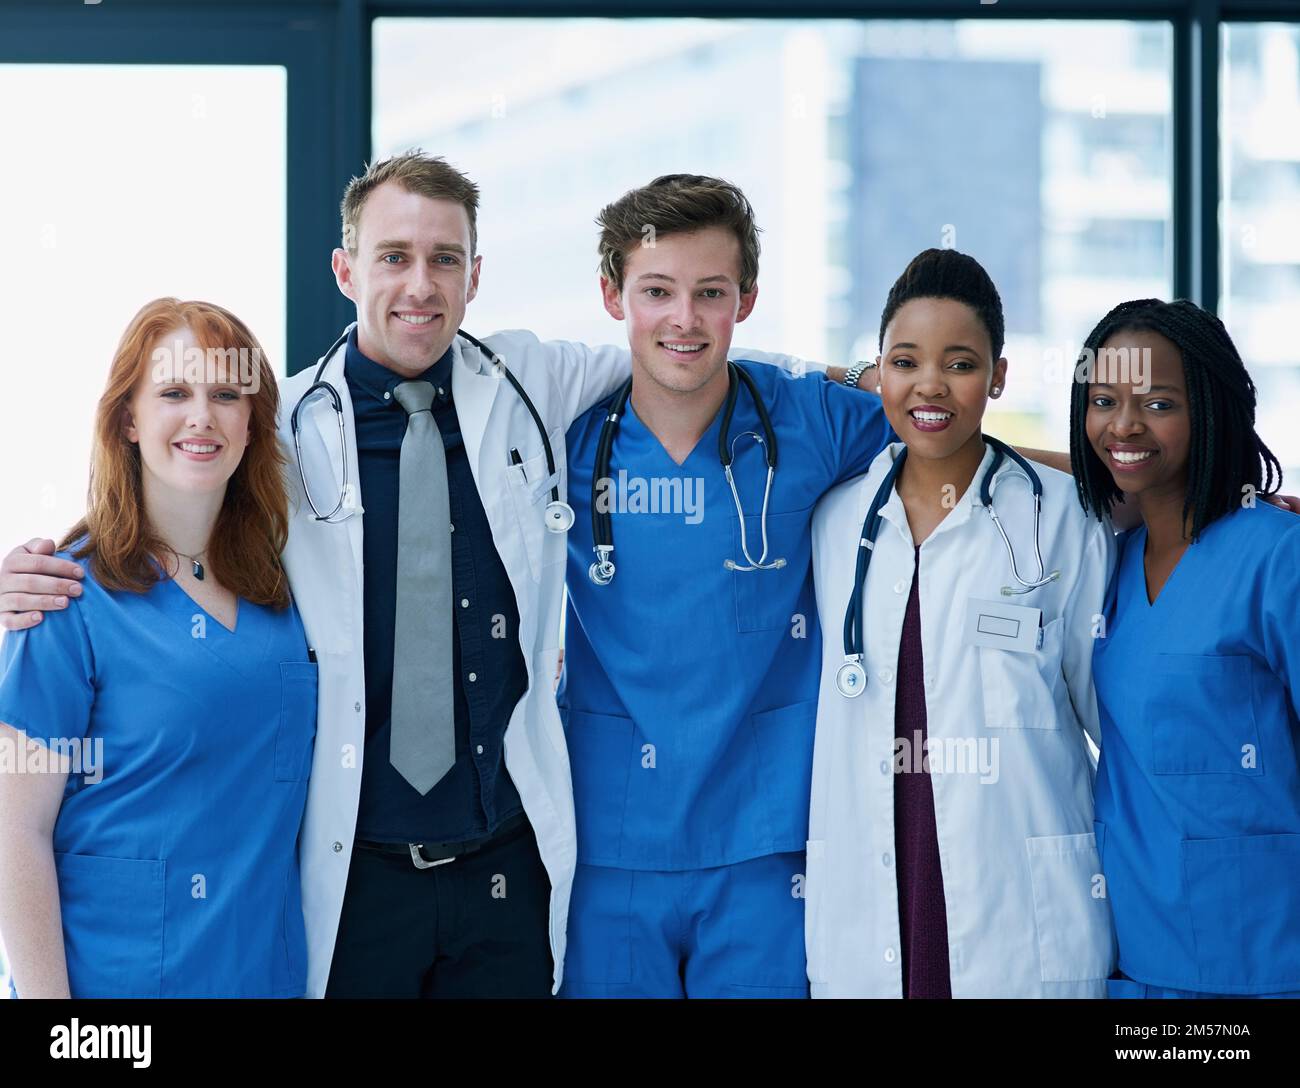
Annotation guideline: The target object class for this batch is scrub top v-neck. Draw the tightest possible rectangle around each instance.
[1092,503,1300,994]
[0,546,318,998]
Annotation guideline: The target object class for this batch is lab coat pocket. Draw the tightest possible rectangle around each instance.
[979,616,1064,729]
[1181,833,1300,990]
[276,661,319,783]
[803,839,828,985]
[1025,832,1115,983]
[1148,654,1261,776]
[505,431,567,584]
[564,710,635,860]
[54,852,166,998]
[731,508,811,633]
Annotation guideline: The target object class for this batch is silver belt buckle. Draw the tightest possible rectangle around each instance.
[408,843,456,870]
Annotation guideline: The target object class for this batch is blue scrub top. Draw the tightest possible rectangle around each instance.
[1093,503,1300,994]
[562,363,892,870]
[0,546,317,998]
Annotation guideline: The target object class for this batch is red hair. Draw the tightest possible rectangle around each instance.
[60,298,290,607]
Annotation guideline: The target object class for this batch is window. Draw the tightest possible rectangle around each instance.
[374,17,1174,447]
[1221,23,1300,484]
[0,64,286,553]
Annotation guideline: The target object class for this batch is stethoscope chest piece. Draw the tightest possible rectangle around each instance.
[836,660,867,698]
[545,500,575,534]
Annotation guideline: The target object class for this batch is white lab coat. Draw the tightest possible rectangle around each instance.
[278,326,627,997]
[806,440,1118,998]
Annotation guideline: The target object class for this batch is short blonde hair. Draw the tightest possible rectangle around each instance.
[340,149,480,255]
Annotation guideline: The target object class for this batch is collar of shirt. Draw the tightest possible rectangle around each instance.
[343,326,454,412]
[871,439,1000,544]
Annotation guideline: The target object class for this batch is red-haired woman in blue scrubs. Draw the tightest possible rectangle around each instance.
[0,299,316,998]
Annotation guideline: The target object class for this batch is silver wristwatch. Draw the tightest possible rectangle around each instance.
[843,360,874,389]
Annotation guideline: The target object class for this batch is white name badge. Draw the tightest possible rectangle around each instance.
[964,598,1042,654]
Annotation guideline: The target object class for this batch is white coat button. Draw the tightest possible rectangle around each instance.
[878,669,894,684]
[450,523,455,533]
[476,745,484,755]
[468,672,477,682]
[894,580,907,594]
[880,760,890,776]
[332,841,343,853]
[884,947,897,963]
[354,702,361,713]
[882,852,892,867]
[461,598,470,608]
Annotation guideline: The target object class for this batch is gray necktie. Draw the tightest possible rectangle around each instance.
[390,380,455,795]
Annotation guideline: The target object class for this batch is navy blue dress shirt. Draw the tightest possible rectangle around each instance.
[344,329,526,843]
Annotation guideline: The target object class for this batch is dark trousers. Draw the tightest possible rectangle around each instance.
[325,817,554,998]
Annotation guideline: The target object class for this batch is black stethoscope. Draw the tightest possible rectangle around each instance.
[289,327,575,533]
[835,434,1060,698]
[589,361,786,585]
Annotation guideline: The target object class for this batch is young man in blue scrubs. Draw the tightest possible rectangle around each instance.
[558,176,894,997]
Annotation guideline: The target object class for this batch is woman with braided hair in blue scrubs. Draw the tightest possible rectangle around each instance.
[0,299,316,998]
[1070,298,1300,999]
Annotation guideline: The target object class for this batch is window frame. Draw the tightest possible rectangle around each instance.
[3,0,1294,372]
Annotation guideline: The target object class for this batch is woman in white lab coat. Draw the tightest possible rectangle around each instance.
[805,249,1116,997]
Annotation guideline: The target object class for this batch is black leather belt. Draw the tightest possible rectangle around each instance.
[353,811,529,869]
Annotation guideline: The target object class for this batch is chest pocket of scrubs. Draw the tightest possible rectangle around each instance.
[506,431,566,583]
[732,508,808,633]
[1147,653,1261,775]
[276,661,319,782]
[979,615,1064,729]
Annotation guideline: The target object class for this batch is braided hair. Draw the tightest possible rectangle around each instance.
[878,248,1005,361]
[1068,298,1282,541]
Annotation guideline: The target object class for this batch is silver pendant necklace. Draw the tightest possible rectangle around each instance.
[174,550,208,581]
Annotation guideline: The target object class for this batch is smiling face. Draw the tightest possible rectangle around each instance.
[601,226,757,400]
[331,181,481,377]
[1085,327,1190,501]
[877,296,1006,461]
[124,324,252,498]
